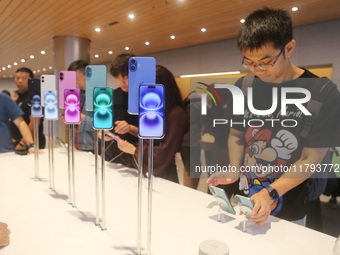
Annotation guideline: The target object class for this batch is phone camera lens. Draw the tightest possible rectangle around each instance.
[86,67,92,78]
[130,65,136,71]
[131,59,136,64]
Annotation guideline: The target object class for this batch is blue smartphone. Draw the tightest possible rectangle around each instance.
[128,57,156,114]
[64,89,81,124]
[85,65,107,111]
[235,195,254,219]
[28,78,43,117]
[58,71,76,109]
[93,87,113,130]
[44,90,58,120]
[40,75,56,107]
[138,84,165,139]
[209,186,236,215]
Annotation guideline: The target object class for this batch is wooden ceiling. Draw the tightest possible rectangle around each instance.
[1,0,340,78]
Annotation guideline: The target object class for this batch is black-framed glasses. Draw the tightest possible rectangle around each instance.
[242,45,286,71]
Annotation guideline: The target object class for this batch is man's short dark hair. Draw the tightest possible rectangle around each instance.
[237,7,293,52]
[109,53,135,78]
[67,60,89,74]
[16,67,34,78]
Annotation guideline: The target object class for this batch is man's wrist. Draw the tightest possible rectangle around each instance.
[264,186,280,202]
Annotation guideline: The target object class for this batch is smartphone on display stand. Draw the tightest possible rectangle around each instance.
[58,71,76,109]
[85,65,107,111]
[40,74,56,107]
[93,87,113,130]
[44,90,58,120]
[234,195,254,219]
[64,89,81,124]
[209,186,236,215]
[128,57,156,114]
[138,84,165,139]
[29,78,43,117]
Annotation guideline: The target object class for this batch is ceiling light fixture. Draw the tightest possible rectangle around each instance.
[41,50,46,54]
[49,66,52,70]
[180,71,241,78]
[201,28,207,32]
[14,62,18,66]
[240,19,245,23]
[125,46,130,50]
[21,59,25,63]
[292,7,299,12]
[95,54,99,58]
[128,13,135,19]
[170,35,176,39]
[145,41,150,45]
[108,51,113,54]
[30,55,35,59]
[2,67,6,71]
[95,27,101,32]
[7,65,11,68]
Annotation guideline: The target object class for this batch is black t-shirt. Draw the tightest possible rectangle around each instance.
[231,69,340,221]
[11,90,46,148]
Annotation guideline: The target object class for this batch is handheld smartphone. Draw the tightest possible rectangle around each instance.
[58,71,76,109]
[235,195,254,219]
[209,186,236,215]
[85,65,107,111]
[40,74,56,107]
[128,57,156,114]
[104,131,122,142]
[64,89,81,124]
[93,87,113,129]
[44,90,58,120]
[138,84,165,139]
[15,149,28,156]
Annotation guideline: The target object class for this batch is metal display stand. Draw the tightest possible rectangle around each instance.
[95,130,107,230]
[146,139,154,255]
[33,117,40,179]
[137,138,144,255]
[47,120,55,190]
[67,124,76,207]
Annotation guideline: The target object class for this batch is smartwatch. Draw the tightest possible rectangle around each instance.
[27,143,35,148]
[264,186,279,202]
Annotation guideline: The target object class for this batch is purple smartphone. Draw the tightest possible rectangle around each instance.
[58,71,76,109]
[64,89,81,124]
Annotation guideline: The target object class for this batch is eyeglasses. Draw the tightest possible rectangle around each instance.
[242,46,285,71]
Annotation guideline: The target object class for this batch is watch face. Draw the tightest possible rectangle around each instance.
[266,186,279,201]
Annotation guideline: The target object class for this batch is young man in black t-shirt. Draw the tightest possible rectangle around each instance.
[12,67,46,149]
[207,8,340,225]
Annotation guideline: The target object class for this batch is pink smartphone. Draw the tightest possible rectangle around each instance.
[104,131,122,142]
[58,71,76,109]
[64,89,81,124]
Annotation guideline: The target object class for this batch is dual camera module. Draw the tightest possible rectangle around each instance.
[59,72,64,81]
[86,67,92,78]
[129,58,137,72]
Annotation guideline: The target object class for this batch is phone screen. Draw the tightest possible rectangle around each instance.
[93,87,113,129]
[138,84,165,138]
[64,89,81,124]
[44,90,58,120]
[85,65,107,111]
[29,79,43,117]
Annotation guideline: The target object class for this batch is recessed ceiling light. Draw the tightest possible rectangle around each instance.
[95,27,101,32]
[292,7,299,12]
[125,46,130,50]
[94,54,99,58]
[21,59,25,63]
[240,19,245,23]
[2,67,6,70]
[145,41,150,46]
[108,51,113,54]
[170,35,176,39]
[41,50,46,54]
[33,71,36,74]
[30,55,35,59]
[201,28,207,32]
[128,13,135,19]
[49,66,52,70]
[7,65,11,68]
[37,69,40,72]
[14,62,18,66]
[43,68,46,71]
